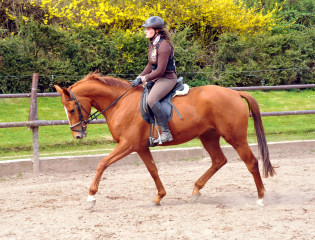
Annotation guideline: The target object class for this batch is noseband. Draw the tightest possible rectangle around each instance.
[66,89,130,134]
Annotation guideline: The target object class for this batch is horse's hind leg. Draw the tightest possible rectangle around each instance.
[232,143,266,205]
[137,148,166,206]
[192,131,227,201]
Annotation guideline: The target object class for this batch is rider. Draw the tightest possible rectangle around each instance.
[132,16,177,145]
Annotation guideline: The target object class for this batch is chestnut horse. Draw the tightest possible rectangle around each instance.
[55,72,275,208]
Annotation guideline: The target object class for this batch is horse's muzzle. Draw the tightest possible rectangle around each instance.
[73,130,88,139]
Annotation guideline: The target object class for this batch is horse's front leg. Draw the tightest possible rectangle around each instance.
[88,141,132,208]
[137,148,166,206]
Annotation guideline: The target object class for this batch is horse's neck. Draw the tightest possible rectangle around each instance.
[76,82,129,118]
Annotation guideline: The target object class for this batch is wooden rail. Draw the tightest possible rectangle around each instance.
[0,119,106,128]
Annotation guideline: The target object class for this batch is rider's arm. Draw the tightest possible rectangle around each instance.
[139,62,152,76]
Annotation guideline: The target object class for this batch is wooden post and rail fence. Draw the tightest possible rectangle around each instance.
[0,73,315,173]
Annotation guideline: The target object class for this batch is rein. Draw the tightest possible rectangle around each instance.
[67,89,131,133]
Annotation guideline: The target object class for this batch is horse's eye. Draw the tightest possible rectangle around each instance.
[69,109,75,114]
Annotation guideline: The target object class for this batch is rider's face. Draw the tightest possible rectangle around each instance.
[145,27,156,38]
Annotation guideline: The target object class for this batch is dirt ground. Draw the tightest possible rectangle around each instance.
[0,148,314,240]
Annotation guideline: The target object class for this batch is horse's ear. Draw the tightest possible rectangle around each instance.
[54,85,70,98]
[54,85,63,94]
[62,88,71,98]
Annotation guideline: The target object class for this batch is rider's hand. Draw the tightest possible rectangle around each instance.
[131,77,142,87]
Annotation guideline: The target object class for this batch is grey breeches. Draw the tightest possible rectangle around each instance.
[147,77,177,108]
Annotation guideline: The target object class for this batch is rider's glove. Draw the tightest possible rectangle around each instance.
[131,77,143,87]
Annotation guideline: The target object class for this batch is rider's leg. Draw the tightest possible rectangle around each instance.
[147,78,177,108]
[151,101,173,143]
[148,77,177,144]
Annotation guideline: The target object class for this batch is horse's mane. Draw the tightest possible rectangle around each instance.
[70,72,132,90]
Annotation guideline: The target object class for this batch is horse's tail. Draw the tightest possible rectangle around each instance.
[239,91,276,178]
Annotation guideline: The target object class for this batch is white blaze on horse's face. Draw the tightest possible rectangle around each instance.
[64,107,70,121]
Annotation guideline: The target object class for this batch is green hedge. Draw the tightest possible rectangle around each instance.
[0,21,204,92]
[0,20,314,93]
[207,28,315,87]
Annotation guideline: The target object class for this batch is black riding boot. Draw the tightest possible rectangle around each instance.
[151,102,173,145]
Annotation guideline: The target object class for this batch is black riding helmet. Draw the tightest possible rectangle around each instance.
[141,16,165,29]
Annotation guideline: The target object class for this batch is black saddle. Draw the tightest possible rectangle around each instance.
[140,77,184,124]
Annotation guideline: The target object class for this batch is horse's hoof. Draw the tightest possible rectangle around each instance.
[256,198,264,207]
[87,195,96,209]
[191,193,201,202]
[89,200,96,209]
[152,201,161,206]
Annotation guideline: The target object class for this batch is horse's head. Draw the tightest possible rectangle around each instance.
[55,85,91,139]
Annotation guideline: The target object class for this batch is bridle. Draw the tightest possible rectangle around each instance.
[66,89,130,134]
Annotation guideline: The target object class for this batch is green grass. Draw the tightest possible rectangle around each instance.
[0,89,314,160]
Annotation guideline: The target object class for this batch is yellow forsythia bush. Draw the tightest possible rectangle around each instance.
[26,0,277,35]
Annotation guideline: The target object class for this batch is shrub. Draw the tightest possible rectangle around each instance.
[210,28,314,87]
[0,20,313,93]
[108,30,148,77]
[0,0,46,35]
[0,23,206,92]
[241,0,315,32]
[17,0,277,37]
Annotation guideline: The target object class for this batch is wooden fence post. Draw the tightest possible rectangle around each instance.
[29,73,40,174]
